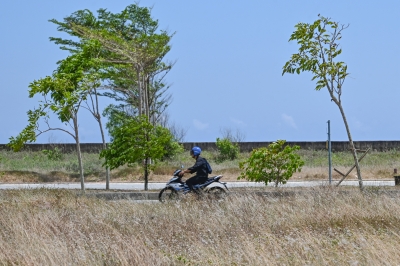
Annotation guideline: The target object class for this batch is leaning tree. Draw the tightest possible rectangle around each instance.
[48,4,176,187]
[282,15,364,190]
[49,4,174,126]
[8,54,92,192]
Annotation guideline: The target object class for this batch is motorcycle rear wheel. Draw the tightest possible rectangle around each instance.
[158,187,179,202]
[207,187,227,199]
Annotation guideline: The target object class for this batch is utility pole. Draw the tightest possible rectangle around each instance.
[327,120,332,184]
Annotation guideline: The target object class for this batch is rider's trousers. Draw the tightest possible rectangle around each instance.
[186,175,208,192]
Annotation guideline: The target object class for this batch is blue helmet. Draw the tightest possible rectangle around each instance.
[191,146,202,156]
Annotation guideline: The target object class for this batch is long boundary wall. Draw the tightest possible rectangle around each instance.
[2,141,400,153]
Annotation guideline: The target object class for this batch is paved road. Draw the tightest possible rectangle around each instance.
[0,180,395,190]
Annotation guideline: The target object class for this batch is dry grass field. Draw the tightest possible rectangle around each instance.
[1,188,400,265]
[0,149,399,183]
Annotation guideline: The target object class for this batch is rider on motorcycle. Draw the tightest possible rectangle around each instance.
[179,146,210,193]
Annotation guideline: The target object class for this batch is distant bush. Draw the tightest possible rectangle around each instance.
[42,147,63,161]
[215,137,240,162]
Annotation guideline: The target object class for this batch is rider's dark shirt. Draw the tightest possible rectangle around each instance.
[188,156,209,178]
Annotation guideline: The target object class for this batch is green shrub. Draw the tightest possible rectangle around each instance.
[155,126,184,160]
[238,140,304,187]
[215,137,240,162]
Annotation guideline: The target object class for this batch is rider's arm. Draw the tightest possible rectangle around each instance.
[179,158,203,176]
[179,169,191,176]
[180,163,198,176]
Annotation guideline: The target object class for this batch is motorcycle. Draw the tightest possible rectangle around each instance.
[158,169,229,202]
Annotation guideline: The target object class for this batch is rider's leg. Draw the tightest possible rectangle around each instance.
[185,176,197,191]
[186,176,207,194]
[194,176,208,195]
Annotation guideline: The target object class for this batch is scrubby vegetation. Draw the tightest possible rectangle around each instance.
[0,149,399,183]
[215,137,240,162]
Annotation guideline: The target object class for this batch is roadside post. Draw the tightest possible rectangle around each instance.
[327,120,332,185]
[394,169,400,186]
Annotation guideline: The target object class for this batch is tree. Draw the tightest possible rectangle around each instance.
[50,5,177,177]
[8,48,106,192]
[100,115,175,190]
[8,67,87,191]
[238,140,304,187]
[49,4,174,126]
[282,15,364,190]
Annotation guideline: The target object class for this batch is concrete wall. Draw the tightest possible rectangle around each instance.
[2,141,400,153]
[182,141,400,152]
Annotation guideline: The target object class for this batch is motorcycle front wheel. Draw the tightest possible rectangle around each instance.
[158,187,179,202]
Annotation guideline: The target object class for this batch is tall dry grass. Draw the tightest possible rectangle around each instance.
[1,188,400,265]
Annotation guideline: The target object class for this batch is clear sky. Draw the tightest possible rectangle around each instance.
[1,0,399,144]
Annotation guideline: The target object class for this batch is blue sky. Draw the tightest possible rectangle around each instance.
[1,0,399,143]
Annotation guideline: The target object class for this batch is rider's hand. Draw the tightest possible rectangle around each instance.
[179,171,185,177]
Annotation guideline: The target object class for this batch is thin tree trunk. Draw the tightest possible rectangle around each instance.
[94,90,111,190]
[337,104,364,190]
[98,116,110,190]
[73,116,85,193]
[146,76,154,125]
[137,67,143,116]
[275,172,280,187]
[145,76,150,119]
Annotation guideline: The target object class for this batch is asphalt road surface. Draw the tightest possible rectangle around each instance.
[0,180,395,190]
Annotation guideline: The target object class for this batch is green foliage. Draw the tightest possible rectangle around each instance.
[102,106,131,139]
[161,140,183,160]
[100,115,174,172]
[50,4,174,124]
[238,140,304,187]
[156,126,184,160]
[9,49,100,153]
[282,15,348,97]
[102,107,182,159]
[10,42,105,140]
[49,5,161,52]
[42,147,63,161]
[8,107,48,152]
[215,137,240,162]
[29,76,82,123]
